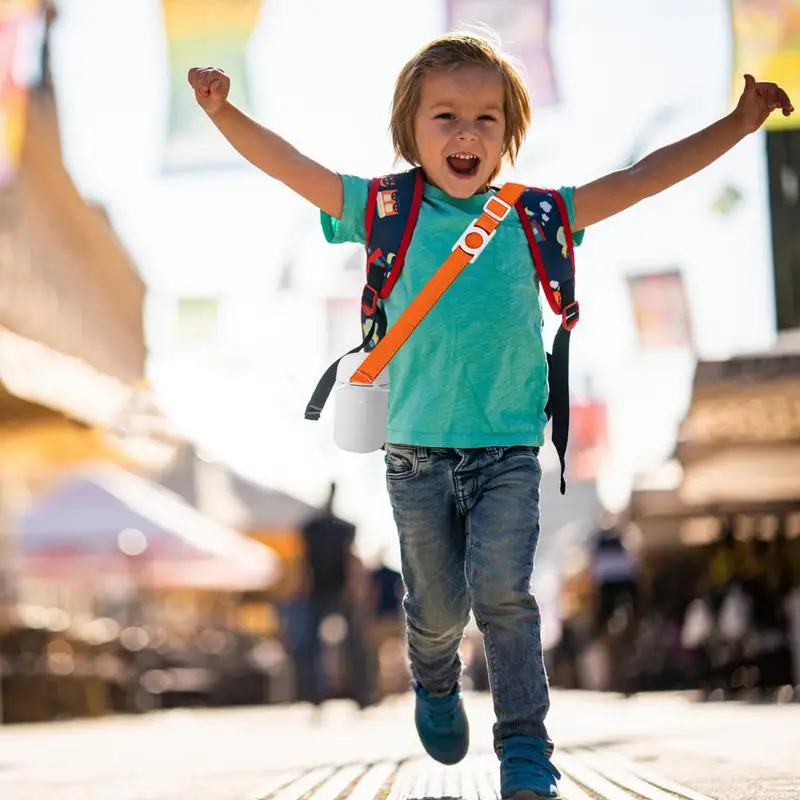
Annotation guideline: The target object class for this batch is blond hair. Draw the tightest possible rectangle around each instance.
[390,33,532,182]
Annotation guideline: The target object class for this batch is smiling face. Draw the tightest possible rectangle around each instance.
[413,65,506,198]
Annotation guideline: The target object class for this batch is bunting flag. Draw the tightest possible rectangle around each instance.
[445,0,559,107]
[0,0,41,186]
[626,270,693,351]
[161,0,263,171]
[176,296,220,344]
[568,400,608,482]
[731,0,800,131]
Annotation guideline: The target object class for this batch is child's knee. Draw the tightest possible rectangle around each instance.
[407,600,468,642]
[472,582,540,626]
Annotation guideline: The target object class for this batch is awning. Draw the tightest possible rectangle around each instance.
[16,464,281,591]
[675,350,800,506]
[0,327,132,429]
[691,351,800,391]
[679,353,800,460]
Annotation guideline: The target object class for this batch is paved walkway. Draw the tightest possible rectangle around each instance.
[0,690,796,799]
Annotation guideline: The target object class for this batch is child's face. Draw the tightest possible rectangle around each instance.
[414,65,506,198]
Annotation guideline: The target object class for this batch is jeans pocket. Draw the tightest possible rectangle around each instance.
[384,443,419,480]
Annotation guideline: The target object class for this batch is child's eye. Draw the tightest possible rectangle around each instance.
[478,114,498,122]
[435,112,456,120]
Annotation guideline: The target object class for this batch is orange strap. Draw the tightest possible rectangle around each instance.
[350,182,526,384]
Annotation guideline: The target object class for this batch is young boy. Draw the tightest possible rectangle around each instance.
[189,33,792,800]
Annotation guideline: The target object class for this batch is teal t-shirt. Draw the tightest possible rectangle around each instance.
[321,175,583,448]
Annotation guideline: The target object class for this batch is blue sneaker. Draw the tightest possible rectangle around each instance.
[500,735,561,799]
[413,681,469,765]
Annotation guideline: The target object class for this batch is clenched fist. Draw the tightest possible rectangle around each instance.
[188,67,230,116]
[733,73,794,134]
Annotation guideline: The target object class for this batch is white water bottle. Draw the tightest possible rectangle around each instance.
[332,352,389,453]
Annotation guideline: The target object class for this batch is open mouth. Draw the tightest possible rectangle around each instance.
[446,152,480,179]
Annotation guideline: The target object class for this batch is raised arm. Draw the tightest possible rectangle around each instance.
[572,74,794,232]
[188,67,343,219]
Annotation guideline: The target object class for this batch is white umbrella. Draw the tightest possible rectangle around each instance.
[17,463,281,591]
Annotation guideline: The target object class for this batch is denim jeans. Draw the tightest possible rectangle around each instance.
[384,444,551,751]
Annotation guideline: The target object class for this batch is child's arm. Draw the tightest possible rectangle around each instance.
[572,75,793,231]
[188,67,343,219]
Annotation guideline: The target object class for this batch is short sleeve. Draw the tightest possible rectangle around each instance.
[320,174,371,245]
[557,186,585,247]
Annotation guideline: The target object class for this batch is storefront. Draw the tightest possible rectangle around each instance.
[625,347,800,694]
[0,40,171,721]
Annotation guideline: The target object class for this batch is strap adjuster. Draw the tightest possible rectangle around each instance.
[483,194,512,222]
[561,301,579,330]
[361,285,379,315]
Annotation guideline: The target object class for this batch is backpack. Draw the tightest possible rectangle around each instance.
[306,167,579,493]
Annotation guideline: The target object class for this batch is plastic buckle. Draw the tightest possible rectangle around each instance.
[361,285,379,315]
[483,194,512,222]
[452,220,495,259]
[561,301,580,331]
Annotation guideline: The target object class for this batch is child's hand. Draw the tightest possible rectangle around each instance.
[733,74,794,134]
[188,67,230,116]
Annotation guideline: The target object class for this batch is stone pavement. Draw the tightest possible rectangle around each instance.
[0,690,797,799]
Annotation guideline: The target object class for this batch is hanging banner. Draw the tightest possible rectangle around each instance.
[0,0,40,187]
[569,400,608,482]
[176,296,220,344]
[731,0,800,131]
[161,0,263,172]
[445,0,558,107]
[626,270,693,350]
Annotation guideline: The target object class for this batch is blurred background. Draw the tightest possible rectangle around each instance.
[0,0,798,725]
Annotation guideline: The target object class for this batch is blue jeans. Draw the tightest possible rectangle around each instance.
[384,444,551,751]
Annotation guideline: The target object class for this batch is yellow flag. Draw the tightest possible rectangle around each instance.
[731,0,800,131]
[162,0,263,170]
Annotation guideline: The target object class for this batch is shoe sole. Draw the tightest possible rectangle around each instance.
[420,742,469,766]
[506,791,561,800]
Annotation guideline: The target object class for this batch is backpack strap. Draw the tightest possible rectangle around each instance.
[515,188,579,494]
[360,168,425,350]
[351,183,527,386]
[304,168,424,421]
